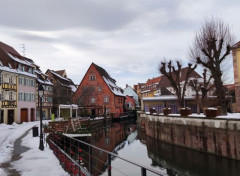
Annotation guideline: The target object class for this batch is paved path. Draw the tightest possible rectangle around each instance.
[0,128,32,176]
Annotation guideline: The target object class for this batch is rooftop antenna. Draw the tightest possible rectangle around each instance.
[19,44,26,56]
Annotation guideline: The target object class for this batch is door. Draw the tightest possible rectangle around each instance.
[0,110,4,123]
[31,108,35,121]
[8,110,14,124]
[21,109,28,123]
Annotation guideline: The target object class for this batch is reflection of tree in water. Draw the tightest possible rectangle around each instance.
[138,129,240,176]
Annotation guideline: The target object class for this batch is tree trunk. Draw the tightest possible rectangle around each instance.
[196,94,200,115]
[214,76,227,115]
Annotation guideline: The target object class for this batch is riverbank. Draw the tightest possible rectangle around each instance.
[138,111,240,160]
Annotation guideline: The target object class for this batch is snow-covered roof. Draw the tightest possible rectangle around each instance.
[141,90,150,93]
[102,76,124,96]
[0,66,37,78]
[59,104,78,109]
[8,53,33,66]
[37,78,53,86]
[69,85,77,92]
[49,70,71,82]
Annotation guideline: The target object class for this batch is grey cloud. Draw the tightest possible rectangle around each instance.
[0,0,140,31]
[14,33,57,43]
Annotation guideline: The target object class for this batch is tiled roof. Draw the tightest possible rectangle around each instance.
[93,63,116,83]
[145,76,163,86]
[233,41,240,48]
[0,41,21,57]
[55,70,66,77]
[92,63,124,96]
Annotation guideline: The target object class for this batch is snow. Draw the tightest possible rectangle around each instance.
[0,121,69,176]
[69,85,77,92]
[217,113,240,119]
[49,70,71,82]
[102,76,124,96]
[8,53,33,67]
[37,78,53,86]
[0,65,37,78]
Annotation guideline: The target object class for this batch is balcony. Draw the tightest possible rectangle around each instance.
[1,100,17,108]
[2,83,17,91]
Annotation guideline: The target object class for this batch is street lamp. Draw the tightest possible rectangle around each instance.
[38,84,44,150]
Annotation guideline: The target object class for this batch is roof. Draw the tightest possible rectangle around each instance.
[158,67,202,88]
[92,63,124,96]
[93,63,116,83]
[145,76,163,86]
[0,41,21,57]
[47,69,77,92]
[233,41,240,48]
[55,70,66,77]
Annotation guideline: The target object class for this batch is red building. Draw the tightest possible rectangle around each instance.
[73,63,125,117]
[125,95,136,110]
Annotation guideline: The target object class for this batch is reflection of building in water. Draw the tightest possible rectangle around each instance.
[138,129,240,176]
[86,123,136,176]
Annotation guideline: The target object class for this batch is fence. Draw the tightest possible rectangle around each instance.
[48,132,163,176]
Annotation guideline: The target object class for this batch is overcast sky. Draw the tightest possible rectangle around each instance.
[0,0,239,88]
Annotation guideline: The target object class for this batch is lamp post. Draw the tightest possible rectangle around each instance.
[38,84,44,151]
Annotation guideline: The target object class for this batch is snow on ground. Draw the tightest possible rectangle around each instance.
[0,121,69,176]
[11,125,69,176]
[0,121,39,164]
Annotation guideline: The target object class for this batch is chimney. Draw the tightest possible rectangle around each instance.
[126,84,128,88]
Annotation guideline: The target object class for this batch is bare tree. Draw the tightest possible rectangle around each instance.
[159,61,197,108]
[77,86,95,107]
[189,69,214,114]
[189,17,234,115]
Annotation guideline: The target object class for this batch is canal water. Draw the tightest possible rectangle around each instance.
[86,120,240,176]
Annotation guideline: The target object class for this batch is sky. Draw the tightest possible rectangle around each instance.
[0,0,239,88]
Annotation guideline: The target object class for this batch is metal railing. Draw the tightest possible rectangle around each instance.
[48,132,163,176]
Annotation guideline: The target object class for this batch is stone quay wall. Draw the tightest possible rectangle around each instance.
[138,112,240,160]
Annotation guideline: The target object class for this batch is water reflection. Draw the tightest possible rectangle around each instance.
[81,121,240,176]
[139,129,240,176]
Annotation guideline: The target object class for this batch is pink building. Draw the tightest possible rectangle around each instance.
[17,74,36,122]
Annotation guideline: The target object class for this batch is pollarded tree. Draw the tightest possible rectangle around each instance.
[159,61,197,108]
[189,17,235,115]
[188,69,214,114]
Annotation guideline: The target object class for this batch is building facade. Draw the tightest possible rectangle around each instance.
[232,41,240,112]
[0,41,37,124]
[73,63,125,117]
[46,69,76,117]
[123,84,139,108]
[36,67,53,120]
[0,68,18,124]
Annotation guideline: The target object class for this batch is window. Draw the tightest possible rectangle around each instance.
[98,86,102,91]
[9,76,13,84]
[18,64,22,71]
[18,92,23,101]
[0,61,3,66]
[19,77,24,85]
[8,63,12,68]
[104,96,109,103]
[48,97,53,103]
[0,73,2,83]
[90,97,95,103]
[89,75,96,81]
[9,92,13,101]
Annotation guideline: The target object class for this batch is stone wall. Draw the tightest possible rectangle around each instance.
[138,112,240,160]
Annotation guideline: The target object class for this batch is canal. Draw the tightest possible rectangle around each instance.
[83,120,240,176]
